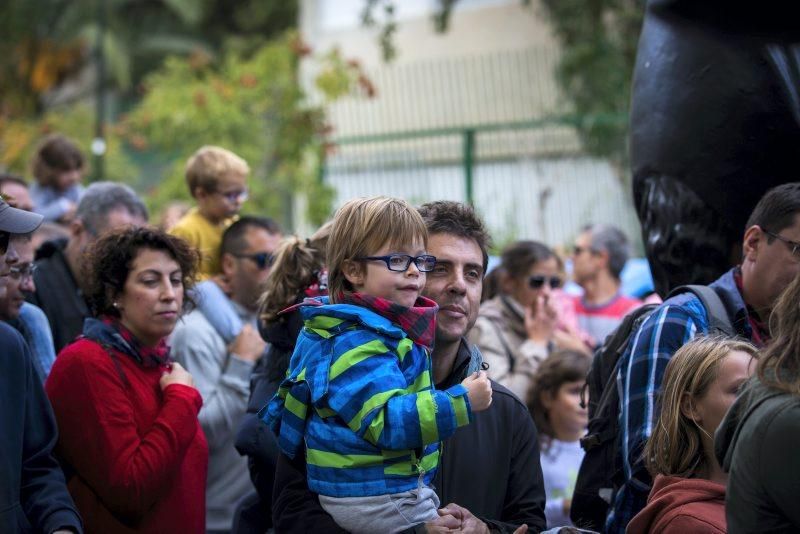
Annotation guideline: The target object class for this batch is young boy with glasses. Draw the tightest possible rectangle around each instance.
[262,196,492,533]
[169,145,250,279]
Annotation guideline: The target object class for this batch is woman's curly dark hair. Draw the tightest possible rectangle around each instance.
[85,226,199,318]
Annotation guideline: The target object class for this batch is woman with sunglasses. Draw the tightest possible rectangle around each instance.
[469,240,590,403]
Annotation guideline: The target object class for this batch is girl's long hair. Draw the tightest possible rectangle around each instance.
[759,271,800,395]
[258,221,332,324]
[644,336,757,477]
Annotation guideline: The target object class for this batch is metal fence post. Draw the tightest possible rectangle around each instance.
[463,128,475,205]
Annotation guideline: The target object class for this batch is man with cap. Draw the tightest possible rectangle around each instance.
[0,198,83,533]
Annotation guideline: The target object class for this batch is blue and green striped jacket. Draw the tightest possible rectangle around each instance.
[260,300,473,498]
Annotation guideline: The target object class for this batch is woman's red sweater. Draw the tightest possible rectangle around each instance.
[45,338,208,533]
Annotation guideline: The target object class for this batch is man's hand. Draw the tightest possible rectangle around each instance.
[436,504,489,534]
[425,509,462,533]
[229,324,267,362]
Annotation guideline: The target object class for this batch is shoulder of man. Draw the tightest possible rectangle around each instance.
[171,309,221,348]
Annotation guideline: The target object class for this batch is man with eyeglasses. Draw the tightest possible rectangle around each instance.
[271,202,547,534]
[570,224,642,346]
[171,215,282,533]
[604,182,800,532]
[0,230,58,381]
[0,198,83,533]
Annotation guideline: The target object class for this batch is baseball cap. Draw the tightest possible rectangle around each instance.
[0,198,43,234]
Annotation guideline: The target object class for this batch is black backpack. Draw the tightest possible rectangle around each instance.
[569,285,735,531]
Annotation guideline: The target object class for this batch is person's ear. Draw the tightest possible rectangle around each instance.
[596,249,610,269]
[342,259,365,288]
[540,390,556,412]
[220,252,236,277]
[194,186,210,201]
[69,218,84,240]
[679,393,702,425]
[742,225,764,262]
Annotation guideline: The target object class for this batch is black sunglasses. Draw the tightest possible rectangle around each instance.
[233,252,274,270]
[0,231,8,256]
[529,275,562,289]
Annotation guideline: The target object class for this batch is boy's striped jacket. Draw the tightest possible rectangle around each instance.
[259,298,473,498]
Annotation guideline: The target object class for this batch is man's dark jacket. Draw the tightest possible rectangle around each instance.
[0,321,83,533]
[29,238,91,353]
[271,339,548,533]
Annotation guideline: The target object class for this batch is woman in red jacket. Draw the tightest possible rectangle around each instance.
[627,336,757,534]
[46,226,208,533]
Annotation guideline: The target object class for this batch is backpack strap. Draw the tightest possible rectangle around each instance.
[667,284,735,337]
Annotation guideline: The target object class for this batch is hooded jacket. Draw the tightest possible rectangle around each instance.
[626,475,726,533]
[714,378,800,533]
[271,338,548,533]
[261,297,473,498]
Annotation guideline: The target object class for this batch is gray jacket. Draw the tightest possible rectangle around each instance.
[171,305,256,531]
[715,377,800,533]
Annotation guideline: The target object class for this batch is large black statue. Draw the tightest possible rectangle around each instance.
[630,0,800,296]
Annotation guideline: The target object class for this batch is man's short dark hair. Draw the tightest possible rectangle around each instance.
[221,216,282,256]
[417,201,491,273]
[746,182,800,236]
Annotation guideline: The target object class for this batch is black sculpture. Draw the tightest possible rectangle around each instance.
[630,0,800,296]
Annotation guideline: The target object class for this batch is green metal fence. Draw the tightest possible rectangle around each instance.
[318,47,640,251]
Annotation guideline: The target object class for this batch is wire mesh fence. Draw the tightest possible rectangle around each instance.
[317,46,641,252]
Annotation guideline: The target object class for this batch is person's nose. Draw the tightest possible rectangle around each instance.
[161,280,177,301]
[405,259,421,278]
[20,276,35,293]
[448,271,467,295]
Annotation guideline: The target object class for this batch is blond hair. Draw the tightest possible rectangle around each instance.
[760,271,800,395]
[185,145,250,197]
[326,196,428,303]
[644,336,757,477]
[258,221,332,323]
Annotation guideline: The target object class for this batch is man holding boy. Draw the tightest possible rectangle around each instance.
[170,145,250,279]
[272,201,547,533]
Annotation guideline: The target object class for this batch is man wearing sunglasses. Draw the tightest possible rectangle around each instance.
[172,215,282,533]
[571,224,642,346]
[0,198,83,533]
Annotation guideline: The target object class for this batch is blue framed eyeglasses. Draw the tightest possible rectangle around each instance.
[357,254,437,272]
[233,252,274,269]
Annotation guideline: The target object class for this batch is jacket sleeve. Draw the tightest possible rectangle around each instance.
[171,317,254,449]
[607,304,700,532]
[759,406,800,528]
[481,398,547,533]
[45,348,203,520]
[17,334,84,534]
[468,316,547,402]
[325,336,472,450]
[272,451,348,533]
